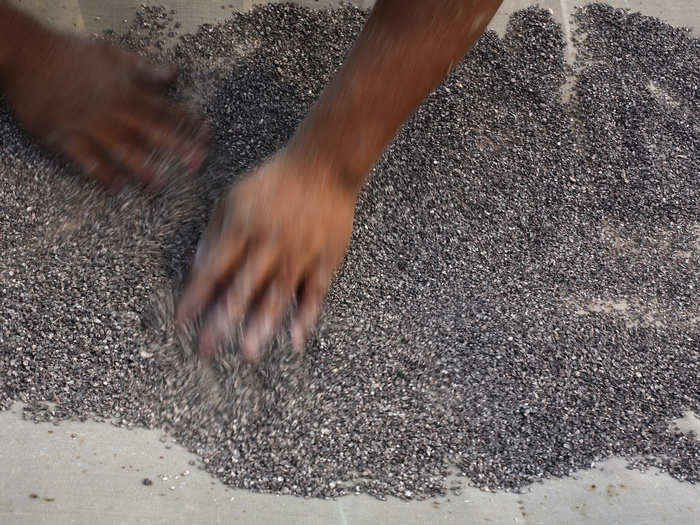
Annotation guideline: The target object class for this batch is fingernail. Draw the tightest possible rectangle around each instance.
[199,352,212,367]
[252,321,269,349]
[291,324,304,352]
[240,338,261,364]
[211,304,239,348]
[198,332,215,360]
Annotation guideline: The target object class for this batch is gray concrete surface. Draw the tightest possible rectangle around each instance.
[8,0,700,36]
[1,404,698,525]
[1,1,699,524]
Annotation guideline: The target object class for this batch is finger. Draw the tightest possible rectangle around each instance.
[197,302,237,360]
[61,135,128,191]
[291,265,331,352]
[128,53,179,90]
[90,122,161,188]
[115,103,208,175]
[175,204,246,325]
[197,244,280,359]
[241,275,297,363]
[114,104,208,175]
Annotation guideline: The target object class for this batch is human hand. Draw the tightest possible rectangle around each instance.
[1,24,207,190]
[176,151,357,362]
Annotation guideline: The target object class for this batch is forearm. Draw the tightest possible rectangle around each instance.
[288,0,502,194]
[0,2,47,88]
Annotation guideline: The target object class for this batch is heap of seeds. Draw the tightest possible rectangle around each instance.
[0,3,697,499]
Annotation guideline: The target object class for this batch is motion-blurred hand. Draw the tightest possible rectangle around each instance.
[173,0,503,364]
[2,24,207,190]
[176,151,356,362]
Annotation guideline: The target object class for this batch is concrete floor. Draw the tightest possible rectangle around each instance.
[2,1,699,524]
[1,405,698,525]
[7,0,700,37]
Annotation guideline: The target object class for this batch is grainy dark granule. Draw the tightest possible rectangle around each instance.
[0,3,698,500]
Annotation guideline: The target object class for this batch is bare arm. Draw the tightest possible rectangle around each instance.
[177,0,503,362]
[0,3,38,83]
[0,1,206,189]
[290,0,503,194]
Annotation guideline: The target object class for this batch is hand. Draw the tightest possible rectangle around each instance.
[176,151,357,363]
[2,25,207,190]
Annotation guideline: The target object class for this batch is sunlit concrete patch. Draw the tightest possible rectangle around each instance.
[566,295,698,330]
[646,80,682,109]
[672,412,700,441]
[597,222,696,256]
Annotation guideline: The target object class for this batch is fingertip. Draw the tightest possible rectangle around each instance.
[173,315,187,335]
[176,275,207,324]
[184,121,210,173]
[164,64,180,83]
[175,292,195,326]
[174,253,221,327]
[244,314,278,362]
[143,172,167,194]
[149,64,179,89]
[240,337,261,364]
[198,327,217,361]
[291,323,305,352]
[107,176,128,194]
[174,311,184,328]
[294,300,321,351]
[129,51,179,89]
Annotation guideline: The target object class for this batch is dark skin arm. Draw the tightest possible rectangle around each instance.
[0,2,207,190]
[178,0,504,362]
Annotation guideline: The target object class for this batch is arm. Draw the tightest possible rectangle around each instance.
[0,2,206,189]
[290,0,502,194]
[0,3,29,79]
[177,0,503,362]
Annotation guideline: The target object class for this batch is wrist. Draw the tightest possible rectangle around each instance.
[286,118,370,198]
[285,139,364,199]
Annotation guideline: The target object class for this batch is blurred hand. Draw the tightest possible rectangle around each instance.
[176,151,356,362]
[2,26,207,190]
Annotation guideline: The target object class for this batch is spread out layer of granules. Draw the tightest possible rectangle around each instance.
[0,3,697,500]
